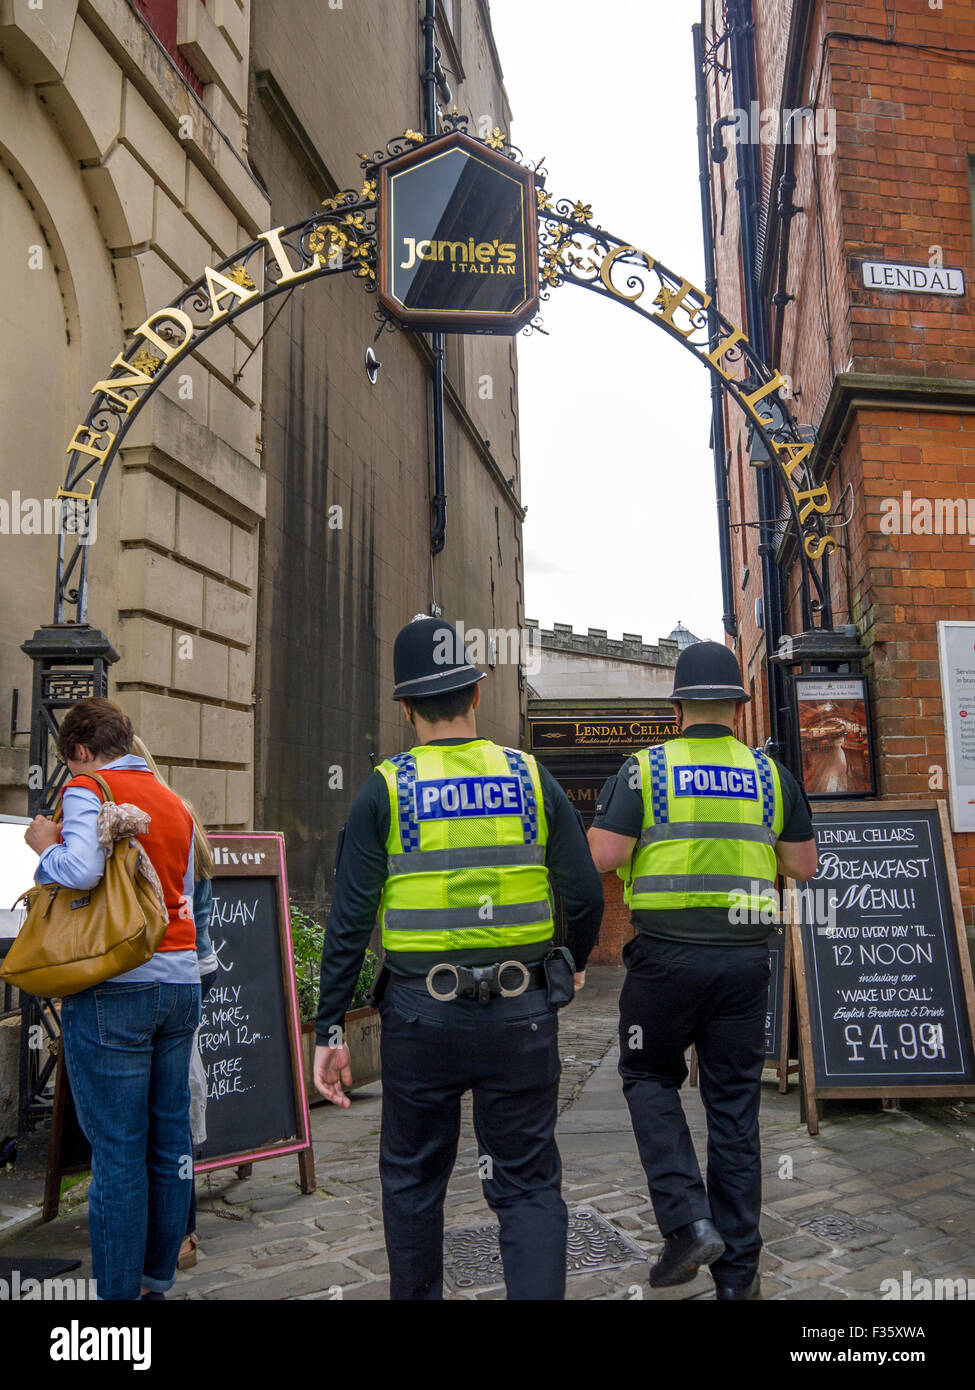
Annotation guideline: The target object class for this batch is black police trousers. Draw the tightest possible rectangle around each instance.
[378,979,567,1300]
[618,933,770,1290]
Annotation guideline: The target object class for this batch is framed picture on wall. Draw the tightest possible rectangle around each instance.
[794,675,876,799]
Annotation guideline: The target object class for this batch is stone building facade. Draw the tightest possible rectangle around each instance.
[1,0,269,829]
[248,0,526,911]
[0,0,526,918]
[703,0,975,934]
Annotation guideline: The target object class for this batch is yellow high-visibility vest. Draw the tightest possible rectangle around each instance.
[376,740,554,954]
[619,735,784,915]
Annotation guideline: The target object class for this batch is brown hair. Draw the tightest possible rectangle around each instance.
[58,697,133,763]
[131,735,215,881]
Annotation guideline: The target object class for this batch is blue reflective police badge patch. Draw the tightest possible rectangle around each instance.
[672,765,759,798]
[413,775,525,820]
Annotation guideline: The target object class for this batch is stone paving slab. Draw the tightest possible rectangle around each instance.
[1,966,974,1301]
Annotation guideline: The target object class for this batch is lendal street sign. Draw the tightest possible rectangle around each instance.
[378,131,539,332]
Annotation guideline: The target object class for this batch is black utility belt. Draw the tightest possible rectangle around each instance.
[391,960,547,1003]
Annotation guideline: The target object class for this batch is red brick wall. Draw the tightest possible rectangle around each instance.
[589,873,634,967]
[854,407,975,923]
[707,0,975,936]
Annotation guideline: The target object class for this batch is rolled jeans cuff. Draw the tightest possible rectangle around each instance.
[141,1271,175,1294]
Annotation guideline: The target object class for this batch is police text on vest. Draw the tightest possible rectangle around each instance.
[413,776,525,820]
[672,765,758,798]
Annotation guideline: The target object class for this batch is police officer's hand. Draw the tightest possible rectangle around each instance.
[314,1044,353,1108]
[573,971,586,993]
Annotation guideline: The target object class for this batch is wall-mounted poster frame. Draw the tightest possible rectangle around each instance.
[794,674,876,800]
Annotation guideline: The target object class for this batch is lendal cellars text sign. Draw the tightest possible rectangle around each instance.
[530,718,678,750]
[378,131,539,331]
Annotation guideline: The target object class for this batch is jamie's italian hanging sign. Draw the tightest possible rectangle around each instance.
[378,131,539,332]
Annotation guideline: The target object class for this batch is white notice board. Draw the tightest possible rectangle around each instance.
[0,815,34,938]
[937,622,975,833]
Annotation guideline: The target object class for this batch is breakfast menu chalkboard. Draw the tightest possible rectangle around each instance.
[197,834,314,1189]
[790,800,975,1131]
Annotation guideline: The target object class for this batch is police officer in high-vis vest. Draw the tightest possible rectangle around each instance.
[314,616,603,1300]
[588,641,817,1300]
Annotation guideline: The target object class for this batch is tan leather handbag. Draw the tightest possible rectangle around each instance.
[1,774,169,998]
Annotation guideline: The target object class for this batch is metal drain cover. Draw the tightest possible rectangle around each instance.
[444,1207,646,1291]
[800,1212,875,1243]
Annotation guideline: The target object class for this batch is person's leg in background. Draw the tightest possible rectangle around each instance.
[471,990,567,1300]
[60,984,157,1300]
[695,946,769,1291]
[142,982,201,1296]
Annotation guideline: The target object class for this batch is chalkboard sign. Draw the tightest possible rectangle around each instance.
[790,800,975,1132]
[197,834,314,1189]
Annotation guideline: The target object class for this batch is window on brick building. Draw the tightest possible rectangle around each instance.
[132,0,205,96]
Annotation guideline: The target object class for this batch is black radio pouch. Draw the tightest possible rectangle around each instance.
[367,964,390,1007]
[543,946,576,1009]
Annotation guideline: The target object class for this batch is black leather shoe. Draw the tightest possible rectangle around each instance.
[649,1219,726,1288]
[715,1273,761,1300]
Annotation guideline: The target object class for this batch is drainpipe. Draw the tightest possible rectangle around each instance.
[694,20,737,639]
[421,0,447,555]
[726,0,793,767]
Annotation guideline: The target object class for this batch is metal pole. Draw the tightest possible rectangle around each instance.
[422,0,447,556]
[726,0,793,768]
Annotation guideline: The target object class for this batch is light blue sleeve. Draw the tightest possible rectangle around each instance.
[35,788,106,890]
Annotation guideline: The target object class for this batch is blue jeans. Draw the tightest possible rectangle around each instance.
[61,981,201,1300]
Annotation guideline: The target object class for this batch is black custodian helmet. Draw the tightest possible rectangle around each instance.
[670,640,750,703]
[392,615,485,700]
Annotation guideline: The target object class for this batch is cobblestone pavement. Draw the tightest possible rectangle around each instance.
[3,966,975,1300]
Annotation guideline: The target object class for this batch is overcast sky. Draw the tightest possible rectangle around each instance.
[488,0,723,647]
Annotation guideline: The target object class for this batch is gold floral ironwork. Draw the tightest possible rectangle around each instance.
[485,127,507,150]
[226,266,256,289]
[131,349,163,376]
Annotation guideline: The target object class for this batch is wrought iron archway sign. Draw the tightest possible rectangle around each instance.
[51,113,835,623]
[38,113,837,807]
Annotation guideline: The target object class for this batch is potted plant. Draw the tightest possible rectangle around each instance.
[290,903,382,1105]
